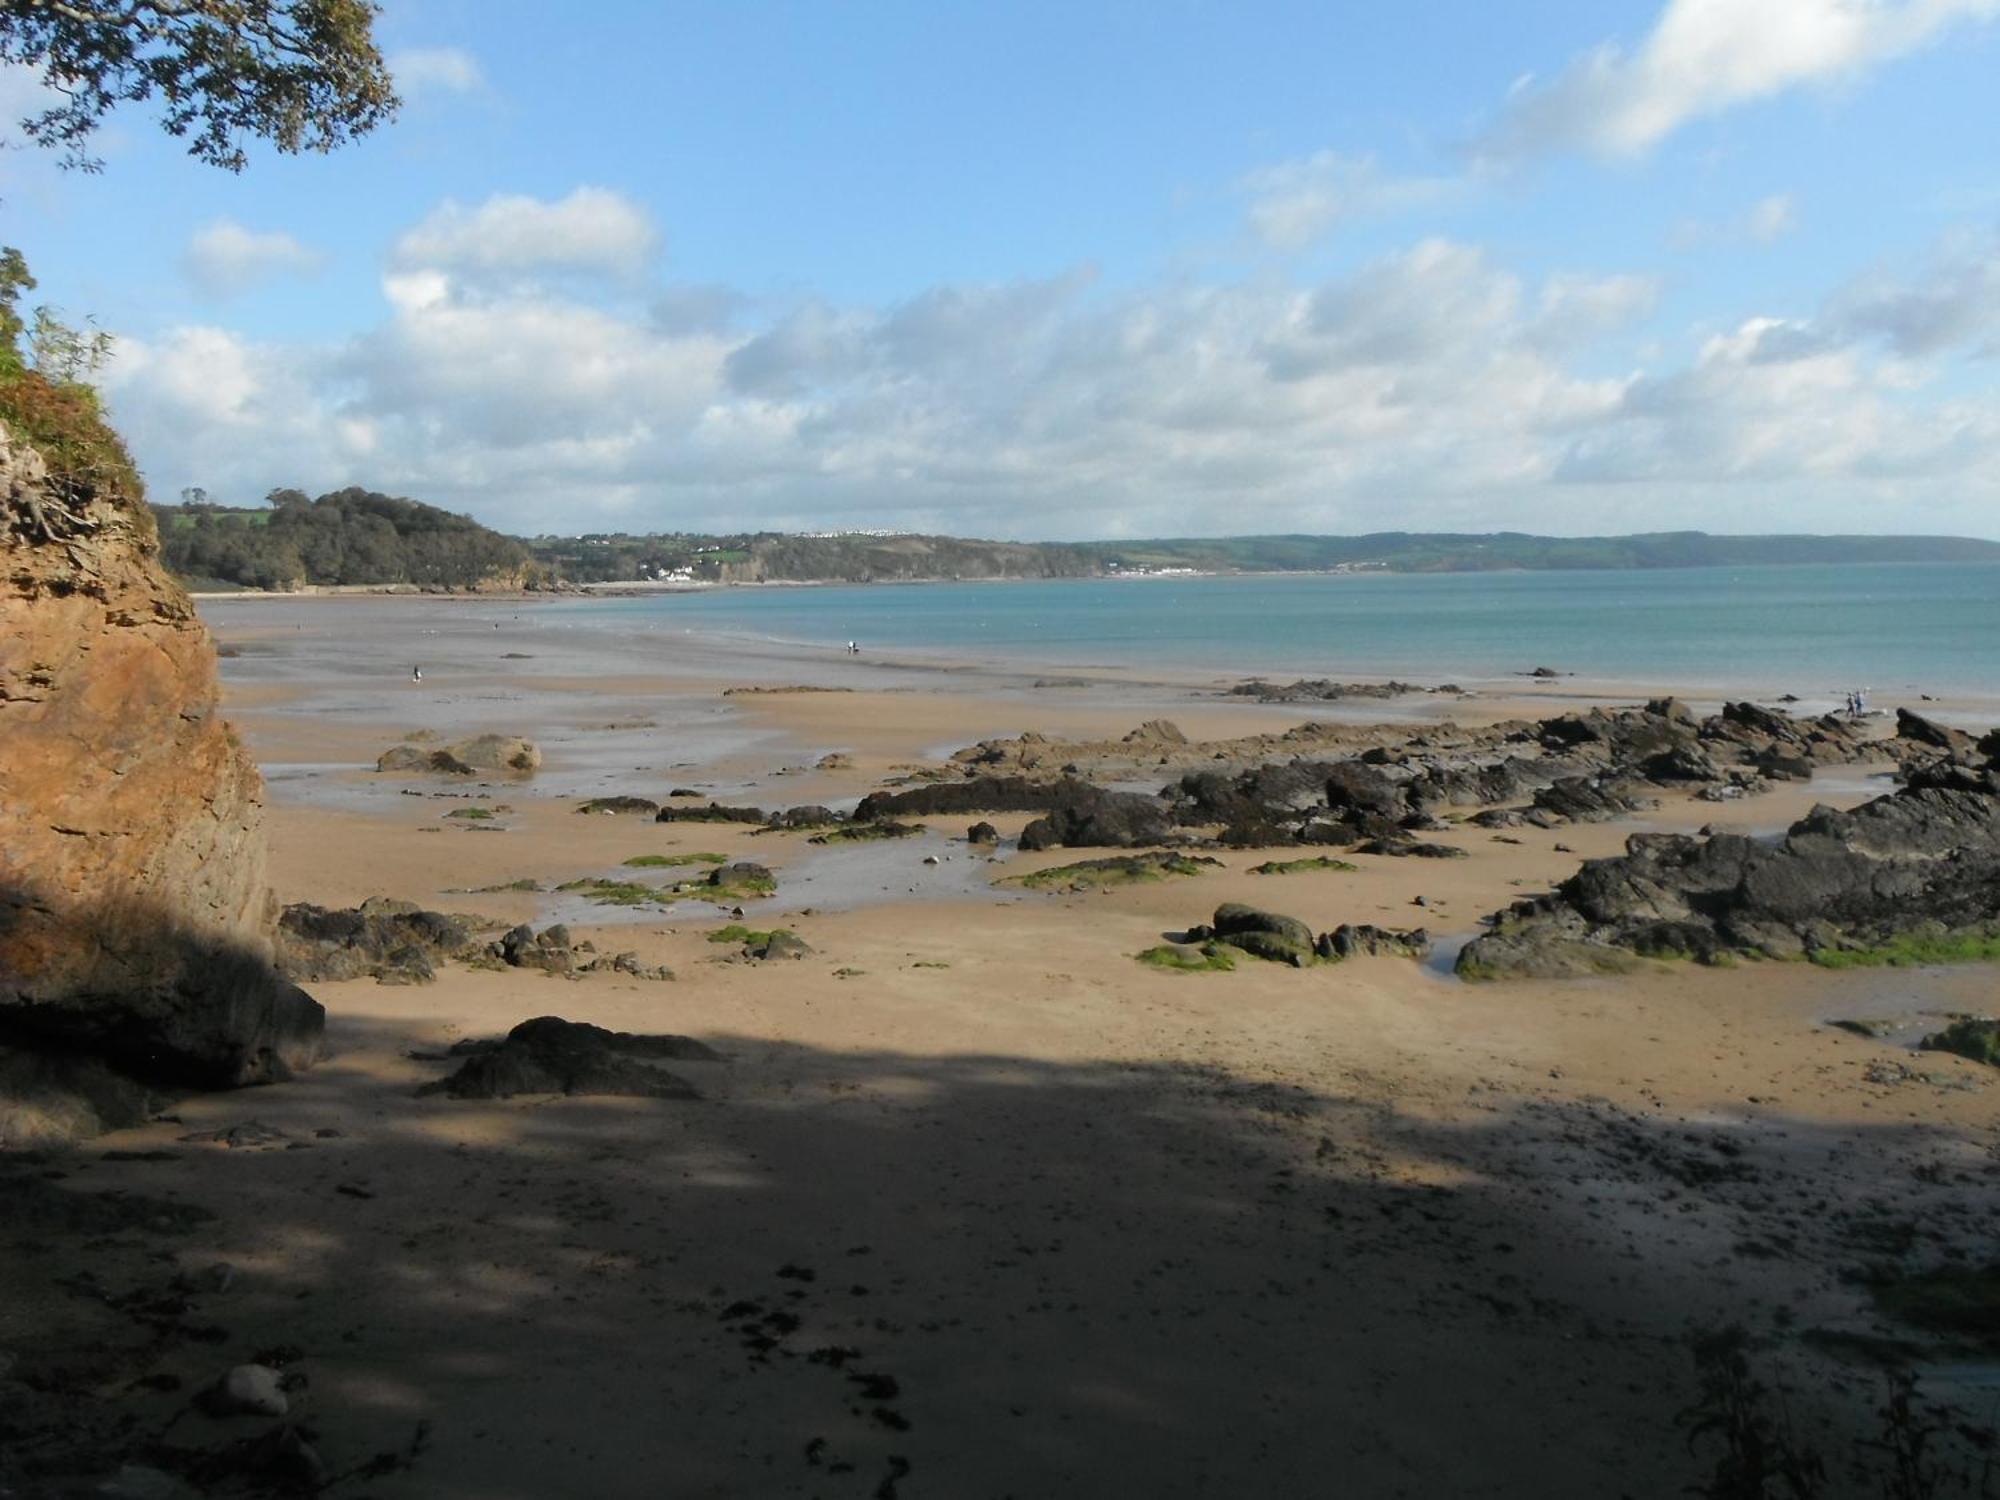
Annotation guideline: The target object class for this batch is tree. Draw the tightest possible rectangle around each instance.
[0,0,398,173]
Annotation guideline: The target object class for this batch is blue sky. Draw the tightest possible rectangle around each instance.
[5,0,2000,539]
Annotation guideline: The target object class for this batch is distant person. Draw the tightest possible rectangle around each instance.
[411,665,423,683]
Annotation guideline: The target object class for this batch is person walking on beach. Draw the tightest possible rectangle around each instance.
[411,665,423,683]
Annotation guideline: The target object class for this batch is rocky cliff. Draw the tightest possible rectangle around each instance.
[1,397,322,1143]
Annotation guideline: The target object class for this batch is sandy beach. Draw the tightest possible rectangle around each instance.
[11,594,1998,1500]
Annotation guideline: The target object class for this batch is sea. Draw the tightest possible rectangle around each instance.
[556,562,2000,699]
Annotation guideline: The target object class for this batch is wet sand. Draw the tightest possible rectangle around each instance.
[15,595,1998,1499]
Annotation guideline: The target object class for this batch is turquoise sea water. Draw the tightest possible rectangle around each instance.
[561,563,2000,696]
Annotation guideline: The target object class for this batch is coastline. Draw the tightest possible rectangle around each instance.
[17,593,1995,1497]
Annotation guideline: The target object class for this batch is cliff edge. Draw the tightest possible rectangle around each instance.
[1,382,322,1144]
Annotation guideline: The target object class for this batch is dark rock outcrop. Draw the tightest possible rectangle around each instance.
[423,1016,718,1099]
[276,898,483,985]
[1018,791,1174,852]
[1458,749,2000,979]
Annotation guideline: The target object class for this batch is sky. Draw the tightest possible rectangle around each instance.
[5,0,2000,541]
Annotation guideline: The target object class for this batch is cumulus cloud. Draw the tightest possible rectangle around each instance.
[1480,0,2000,163]
[388,47,485,97]
[182,220,322,296]
[392,186,660,281]
[1238,152,1459,251]
[1827,227,2000,357]
[95,196,2000,539]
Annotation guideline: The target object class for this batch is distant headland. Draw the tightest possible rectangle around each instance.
[151,487,2000,592]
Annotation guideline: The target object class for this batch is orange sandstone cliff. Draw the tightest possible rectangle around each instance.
[1,403,321,1142]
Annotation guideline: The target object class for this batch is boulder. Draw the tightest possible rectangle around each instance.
[966,821,1000,846]
[1320,924,1432,961]
[2,413,320,1124]
[747,931,813,961]
[423,1015,718,1099]
[1187,903,1317,966]
[376,734,540,777]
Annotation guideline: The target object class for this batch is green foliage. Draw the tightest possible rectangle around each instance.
[1136,943,1236,973]
[152,486,530,590]
[0,0,398,173]
[622,852,727,867]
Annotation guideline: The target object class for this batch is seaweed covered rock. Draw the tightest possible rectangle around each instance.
[423,1016,719,1099]
[1188,904,1318,967]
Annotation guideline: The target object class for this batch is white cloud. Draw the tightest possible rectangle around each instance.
[388,47,485,98]
[1238,151,1459,251]
[392,187,659,281]
[1480,0,2000,162]
[182,220,322,296]
[1672,192,1802,250]
[94,198,2000,540]
[1826,227,2000,357]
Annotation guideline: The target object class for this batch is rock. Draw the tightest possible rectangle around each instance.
[707,861,775,891]
[1320,924,1432,961]
[766,804,839,829]
[1896,707,1974,757]
[423,1016,717,1099]
[654,801,768,825]
[1458,768,2000,979]
[200,1363,288,1418]
[376,734,541,777]
[1920,1018,1999,1067]
[1528,666,1562,678]
[493,923,578,974]
[2,416,321,1128]
[748,931,813,961]
[966,821,1000,845]
[1355,836,1468,859]
[275,901,482,984]
[1016,791,1173,851]
[576,795,660,816]
[0,1048,156,1147]
[1187,903,1317,966]
[857,774,1105,821]
[1642,745,1725,783]
[1122,719,1188,744]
